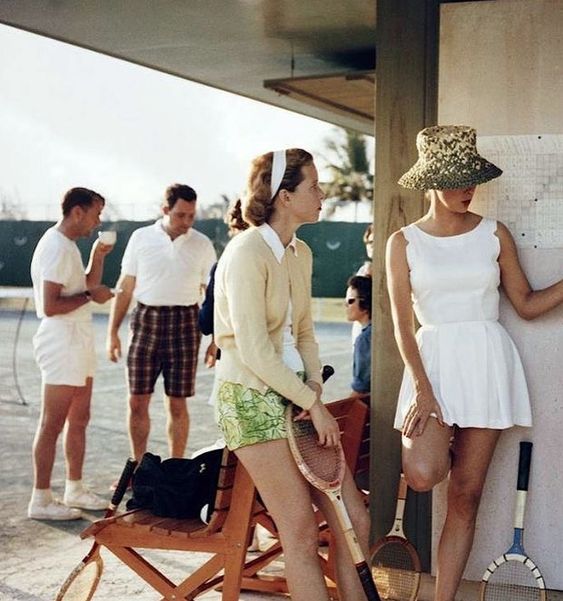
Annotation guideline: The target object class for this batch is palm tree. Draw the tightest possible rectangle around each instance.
[321,128,374,221]
[0,189,27,219]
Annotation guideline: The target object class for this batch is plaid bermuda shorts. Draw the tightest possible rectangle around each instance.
[127,302,201,398]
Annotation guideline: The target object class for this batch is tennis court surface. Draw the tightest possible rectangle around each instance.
[0,305,352,601]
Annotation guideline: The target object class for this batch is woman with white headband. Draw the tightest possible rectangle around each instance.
[213,148,370,600]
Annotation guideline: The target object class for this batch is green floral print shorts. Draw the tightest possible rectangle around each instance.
[216,373,304,450]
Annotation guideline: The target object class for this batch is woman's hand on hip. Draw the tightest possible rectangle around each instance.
[403,386,444,438]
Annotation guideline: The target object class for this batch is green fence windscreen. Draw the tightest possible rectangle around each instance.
[0,220,371,298]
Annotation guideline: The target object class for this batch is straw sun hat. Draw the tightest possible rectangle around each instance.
[398,125,502,190]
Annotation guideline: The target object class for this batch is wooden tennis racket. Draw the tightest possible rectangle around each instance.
[480,441,546,601]
[370,473,421,600]
[55,458,137,601]
[286,367,381,601]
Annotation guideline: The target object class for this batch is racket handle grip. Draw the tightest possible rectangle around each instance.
[356,562,382,601]
[281,365,334,408]
[322,364,334,383]
[110,458,137,508]
[517,441,533,491]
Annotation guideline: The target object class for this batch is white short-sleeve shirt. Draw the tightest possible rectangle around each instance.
[30,226,91,322]
[121,220,217,306]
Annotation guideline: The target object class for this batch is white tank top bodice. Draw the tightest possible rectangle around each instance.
[394,216,532,430]
[403,217,500,326]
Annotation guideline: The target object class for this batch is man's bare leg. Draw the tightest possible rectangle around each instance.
[62,377,108,510]
[33,383,76,489]
[64,377,93,480]
[165,396,189,458]
[29,383,84,519]
[128,393,152,461]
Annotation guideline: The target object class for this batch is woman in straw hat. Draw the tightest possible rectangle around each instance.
[214,148,370,601]
[386,125,563,600]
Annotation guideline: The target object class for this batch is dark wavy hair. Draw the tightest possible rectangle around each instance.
[61,187,105,217]
[165,183,197,209]
[225,199,249,235]
[347,275,372,317]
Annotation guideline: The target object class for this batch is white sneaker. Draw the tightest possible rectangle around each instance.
[28,499,83,521]
[63,488,108,511]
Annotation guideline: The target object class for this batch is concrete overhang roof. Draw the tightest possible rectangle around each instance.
[0,1,376,134]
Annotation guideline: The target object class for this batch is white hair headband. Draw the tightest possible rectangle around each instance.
[270,149,287,199]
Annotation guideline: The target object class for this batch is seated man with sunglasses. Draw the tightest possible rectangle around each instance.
[345,275,372,396]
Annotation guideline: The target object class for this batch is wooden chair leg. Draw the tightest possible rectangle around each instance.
[106,546,178,599]
[166,554,225,600]
[220,545,250,601]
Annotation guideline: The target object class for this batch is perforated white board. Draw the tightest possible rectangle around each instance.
[472,135,563,248]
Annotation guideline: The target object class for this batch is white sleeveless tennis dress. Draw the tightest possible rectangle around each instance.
[394,217,532,430]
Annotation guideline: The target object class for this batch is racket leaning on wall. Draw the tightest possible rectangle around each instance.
[480,441,546,601]
[55,458,137,601]
[370,473,421,600]
[285,366,381,601]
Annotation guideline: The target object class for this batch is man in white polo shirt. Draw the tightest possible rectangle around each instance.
[107,184,216,463]
[28,187,114,520]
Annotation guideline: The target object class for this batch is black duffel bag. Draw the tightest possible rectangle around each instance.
[126,448,223,520]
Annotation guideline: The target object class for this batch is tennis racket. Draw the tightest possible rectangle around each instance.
[55,458,137,601]
[480,441,546,601]
[286,367,381,601]
[370,473,421,600]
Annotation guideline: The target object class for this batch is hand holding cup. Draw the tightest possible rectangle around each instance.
[98,230,117,246]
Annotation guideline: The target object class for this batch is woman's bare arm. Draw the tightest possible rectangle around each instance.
[497,222,563,320]
[386,231,444,436]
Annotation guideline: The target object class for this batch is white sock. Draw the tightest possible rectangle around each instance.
[31,488,53,506]
[65,479,84,495]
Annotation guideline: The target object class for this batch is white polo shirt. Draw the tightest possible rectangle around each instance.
[121,220,216,306]
[31,226,91,322]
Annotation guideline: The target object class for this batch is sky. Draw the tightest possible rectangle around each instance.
[0,23,344,221]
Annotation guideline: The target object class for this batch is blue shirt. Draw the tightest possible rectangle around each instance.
[198,262,217,336]
[351,322,371,393]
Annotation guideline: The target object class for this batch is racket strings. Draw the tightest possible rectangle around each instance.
[372,542,419,600]
[483,560,543,601]
[373,542,416,571]
[292,419,342,483]
[58,560,101,601]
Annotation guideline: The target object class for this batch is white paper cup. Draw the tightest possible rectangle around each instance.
[98,231,117,245]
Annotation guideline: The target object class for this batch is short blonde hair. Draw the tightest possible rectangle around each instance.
[243,148,313,226]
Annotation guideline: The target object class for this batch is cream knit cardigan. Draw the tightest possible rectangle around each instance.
[214,227,322,410]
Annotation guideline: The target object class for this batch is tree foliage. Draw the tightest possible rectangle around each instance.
[322,128,374,203]
[0,190,27,220]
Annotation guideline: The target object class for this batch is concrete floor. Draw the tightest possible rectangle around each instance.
[2,308,560,601]
[0,308,353,601]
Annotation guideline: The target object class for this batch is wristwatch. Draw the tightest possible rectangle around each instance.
[84,290,92,301]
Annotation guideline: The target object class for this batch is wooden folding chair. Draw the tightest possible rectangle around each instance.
[81,396,370,600]
[81,449,257,601]
[238,395,371,598]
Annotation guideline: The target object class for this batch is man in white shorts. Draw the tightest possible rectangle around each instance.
[107,184,216,465]
[28,187,114,520]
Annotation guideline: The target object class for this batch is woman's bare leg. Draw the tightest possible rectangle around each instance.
[311,466,370,601]
[402,418,453,492]
[235,439,331,601]
[435,427,501,601]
